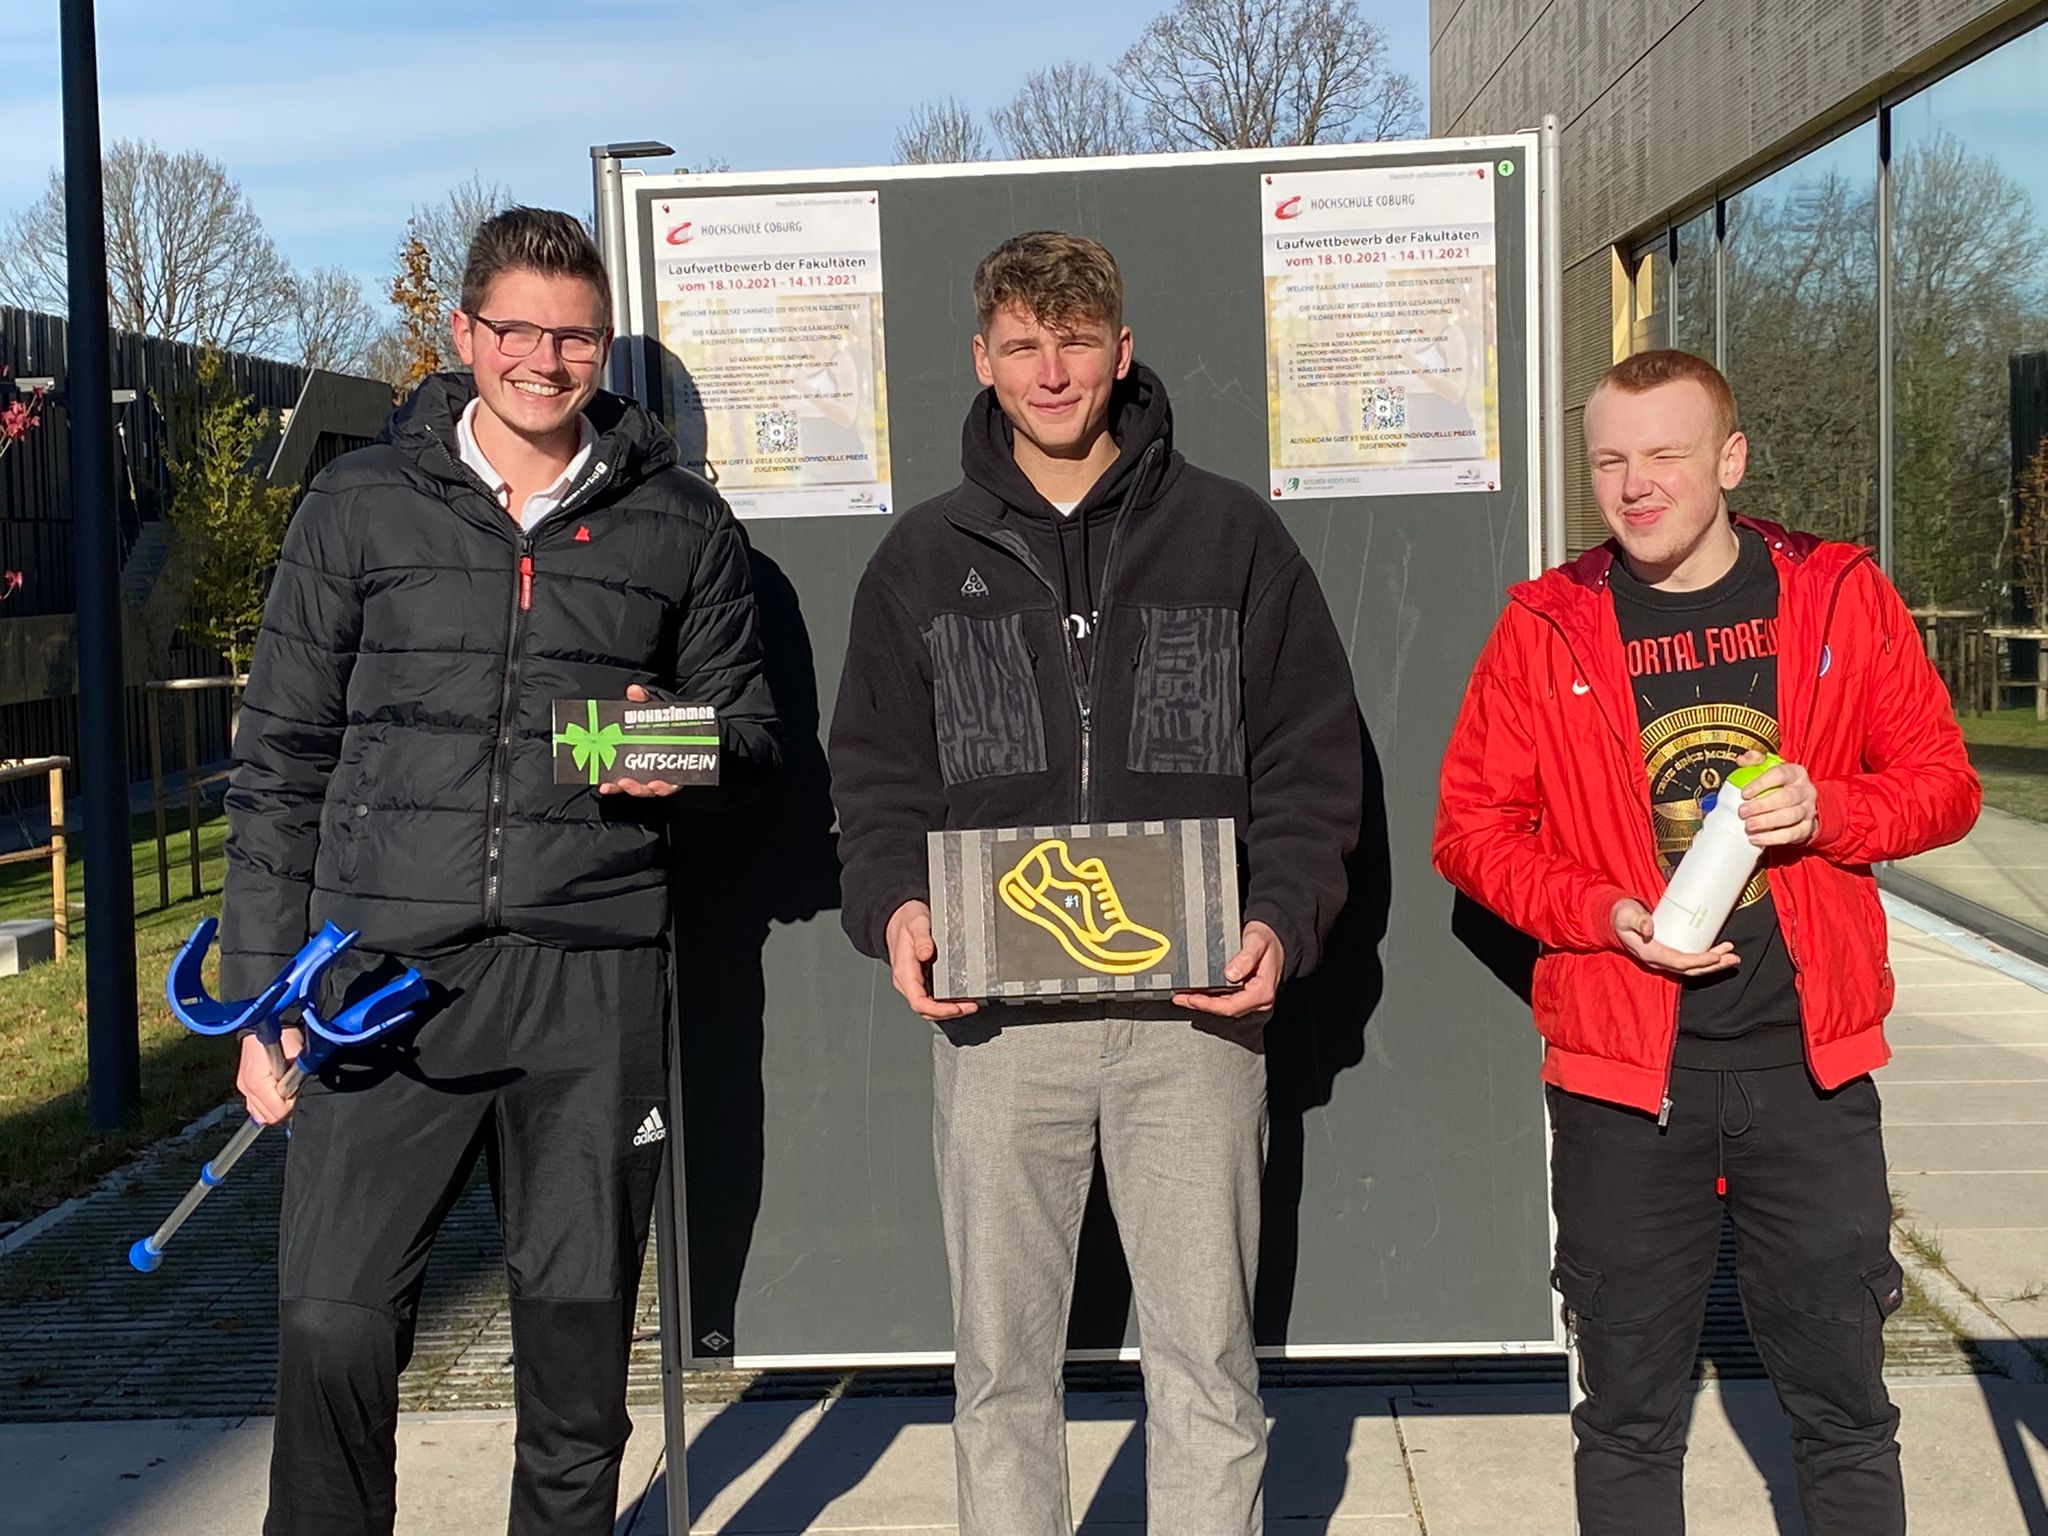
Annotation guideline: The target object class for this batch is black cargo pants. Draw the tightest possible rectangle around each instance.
[264,937,669,1536]
[1549,1063,1906,1536]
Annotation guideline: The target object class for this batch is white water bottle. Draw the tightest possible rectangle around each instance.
[1650,754,1781,953]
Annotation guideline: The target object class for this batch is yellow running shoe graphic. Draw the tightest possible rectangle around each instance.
[997,839,1173,976]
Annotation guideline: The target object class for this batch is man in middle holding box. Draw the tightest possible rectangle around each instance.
[829,230,1362,1536]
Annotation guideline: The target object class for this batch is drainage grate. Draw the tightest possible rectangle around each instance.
[0,1127,1988,1422]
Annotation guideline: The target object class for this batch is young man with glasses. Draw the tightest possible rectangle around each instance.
[222,206,779,1536]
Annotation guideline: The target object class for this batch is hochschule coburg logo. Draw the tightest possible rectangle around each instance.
[665,221,695,246]
[1273,195,1303,221]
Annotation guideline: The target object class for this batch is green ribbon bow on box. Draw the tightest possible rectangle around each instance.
[553,699,719,785]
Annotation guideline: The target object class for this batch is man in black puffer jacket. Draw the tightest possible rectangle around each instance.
[221,208,777,1536]
[830,232,1361,1535]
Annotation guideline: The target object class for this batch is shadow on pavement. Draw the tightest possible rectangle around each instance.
[1982,1367,2048,1533]
[656,1378,1570,1535]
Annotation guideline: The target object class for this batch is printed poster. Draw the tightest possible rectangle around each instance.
[653,190,891,518]
[1261,162,1502,500]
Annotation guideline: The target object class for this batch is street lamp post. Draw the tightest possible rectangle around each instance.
[61,0,141,1130]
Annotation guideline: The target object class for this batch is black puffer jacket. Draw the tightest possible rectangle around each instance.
[829,364,1361,980]
[220,374,779,994]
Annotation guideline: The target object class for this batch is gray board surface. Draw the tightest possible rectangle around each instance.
[630,140,1554,1363]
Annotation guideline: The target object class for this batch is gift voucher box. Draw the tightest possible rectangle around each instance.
[927,818,1241,1002]
[551,699,720,788]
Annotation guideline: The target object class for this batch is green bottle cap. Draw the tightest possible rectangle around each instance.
[1725,753,1783,792]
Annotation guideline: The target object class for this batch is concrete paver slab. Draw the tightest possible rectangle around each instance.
[1402,1381,2048,1536]
[1894,1379,2048,1535]
[653,1387,1419,1533]
[1878,1079,2048,1126]
[1872,1047,2048,1083]
[1894,1172,2048,1230]
[0,1410,666,1536]
[1396,1386,1574,1536]
[1883,1123,2048,1172]
[1925,1228,2048,1342]
[0,1418,270,1536]
[14,1385,2048,1536]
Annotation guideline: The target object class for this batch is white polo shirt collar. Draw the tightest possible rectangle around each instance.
[455,396,599,532]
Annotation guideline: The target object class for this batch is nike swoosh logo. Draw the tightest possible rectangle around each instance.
[1571,680,1590,696]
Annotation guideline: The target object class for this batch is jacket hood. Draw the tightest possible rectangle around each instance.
[380,372,679,485]
[955,361,1179,527]
[1512,514,1868,634]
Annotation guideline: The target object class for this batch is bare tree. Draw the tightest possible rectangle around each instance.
[894,98,993,165]
[1119,0,1422,150]
[0,139,296,354]
[991,62,1143,159]
[290,266,381,375]
[360,326,415,395]
[405,172,514,317]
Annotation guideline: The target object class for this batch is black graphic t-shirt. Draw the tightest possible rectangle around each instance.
[1609,527,1804,1069]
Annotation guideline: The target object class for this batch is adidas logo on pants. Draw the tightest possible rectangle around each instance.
[632,1107,667,1147]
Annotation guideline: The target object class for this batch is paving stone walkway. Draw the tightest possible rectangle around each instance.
[0,1100,1988,1425]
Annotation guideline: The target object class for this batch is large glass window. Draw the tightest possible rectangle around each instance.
[1669,208,1715,362]
[1888,23,2048,929]
[1611,22,2048,941]
[1723,121,1881,548]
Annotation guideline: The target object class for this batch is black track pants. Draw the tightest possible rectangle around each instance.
[1549,1064,1906,1536]
[263,938,669,1536]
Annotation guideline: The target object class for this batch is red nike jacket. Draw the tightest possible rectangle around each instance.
[1433,516,1981,1115]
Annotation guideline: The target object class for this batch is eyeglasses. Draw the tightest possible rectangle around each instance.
[468,315,608,364]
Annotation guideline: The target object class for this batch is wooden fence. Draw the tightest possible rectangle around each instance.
[0,308,307,803]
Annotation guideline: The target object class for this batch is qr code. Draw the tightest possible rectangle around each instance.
[1363,386,1406,431]
[755,410,799,455]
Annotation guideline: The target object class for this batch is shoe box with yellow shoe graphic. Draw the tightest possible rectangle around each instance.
[925,819,1242,1002]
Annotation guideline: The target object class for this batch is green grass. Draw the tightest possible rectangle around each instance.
[1960,706,2048,752]
[0,805,237,1226]
[1972,766,2048,825]
[1946,708,2048,823]
[1897,1222,1947,1270]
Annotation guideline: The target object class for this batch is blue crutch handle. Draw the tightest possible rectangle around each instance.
[164,918,290,1037]
[135,930,427,1275]
[274,922,356,1019]
[164,919,362,1045]
[299,967,428,1068]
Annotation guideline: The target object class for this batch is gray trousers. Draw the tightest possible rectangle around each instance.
[933,1014,1270,1536]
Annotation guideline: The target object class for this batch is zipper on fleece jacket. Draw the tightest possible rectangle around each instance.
[948,443,1156,824]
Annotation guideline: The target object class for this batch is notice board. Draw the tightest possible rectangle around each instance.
[613,135,1557,1366]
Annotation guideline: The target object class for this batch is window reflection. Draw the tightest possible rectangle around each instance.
[1889,22,2048,928]
[1615,21,2048,939]
[1723,120,1880,548]
[1670,209,1715,363]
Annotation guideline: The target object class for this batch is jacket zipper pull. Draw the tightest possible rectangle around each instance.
[1657,1095,1673,1129]
[519,555,534,612]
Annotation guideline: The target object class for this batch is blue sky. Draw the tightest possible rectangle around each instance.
[0,1,1434,300]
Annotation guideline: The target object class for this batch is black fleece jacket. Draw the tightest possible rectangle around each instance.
[219,374,780,995]
[829,364,1362,980]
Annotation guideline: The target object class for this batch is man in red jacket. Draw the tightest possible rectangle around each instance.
[1434,349,1978,1534]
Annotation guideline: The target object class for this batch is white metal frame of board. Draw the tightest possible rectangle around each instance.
[597,127,1569,1379]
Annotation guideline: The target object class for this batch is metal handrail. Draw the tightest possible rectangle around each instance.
[146,676,248,908]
